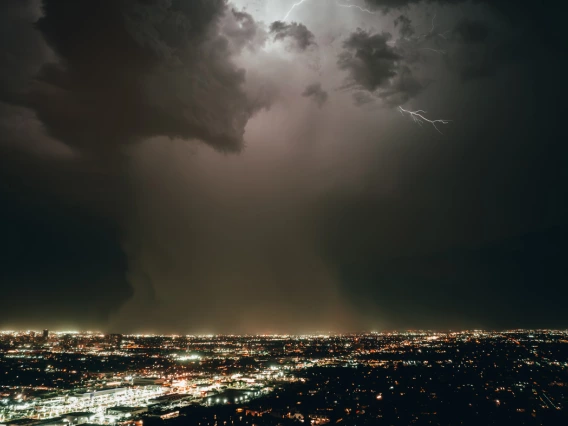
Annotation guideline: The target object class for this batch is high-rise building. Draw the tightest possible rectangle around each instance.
[42,329,49,340]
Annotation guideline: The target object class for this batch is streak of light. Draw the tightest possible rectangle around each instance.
[336,1,376,14]
[282,0,311,21]
[283,0,376,21]
[398,106,451,134]
[420,47,446,54]
[417,13,450,41]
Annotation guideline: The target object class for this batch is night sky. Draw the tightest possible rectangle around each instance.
[0,0,566,333]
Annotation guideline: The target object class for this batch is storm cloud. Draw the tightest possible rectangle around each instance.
[444,18,510,81]
[302,83,328,107]
[16,0,269,153]
[394,14,414,39]
[1,0,567,333]
[0,0,273,329]
[269,20,317,51]
[338,29,423,105]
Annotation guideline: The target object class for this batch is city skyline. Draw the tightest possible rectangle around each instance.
[1,330,567,424]
[4,329,568,337]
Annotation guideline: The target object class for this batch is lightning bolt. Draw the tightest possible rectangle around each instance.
[412,13,450,56]
[430,13,437,32]
[417,13,449,41]
[283,0,376,21]
[282,0,311,21]
[398,106,451,134]
[420,47,446,54]
[336,1,376,14]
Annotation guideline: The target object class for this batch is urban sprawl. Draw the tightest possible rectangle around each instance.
[1,331,567,425]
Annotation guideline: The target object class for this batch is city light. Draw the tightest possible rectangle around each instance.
[1,330,566,425]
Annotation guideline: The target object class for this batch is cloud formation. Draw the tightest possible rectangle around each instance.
[338,29,423,105]
[302,83,329,107]
[223,8,267,52]
[394,14,414,39]
[444,18,496,81]
[1,0,567,333]
[0,0,51,101]
[9,0,269,154]
[269,21,317,51]
[453,18,490,44]
[339,31,401,91]
[0,0,274,329]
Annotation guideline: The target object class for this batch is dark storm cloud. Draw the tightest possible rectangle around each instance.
[302,83,328,107]
[0,185,131,330]
[6,0,268,154]
[378,66,423,105]
[339,31,400,91]
[0,0,272,329]
[357,0,561,89]
[444,18,498,81]
[0,102,74,157]
[361,0,522,13]
[0,1,62,155]
[362,0,535,11]
[443,16,534,82]
[0,128,135,330]
[352,92,376,106]
[394,14,414,39]
[319,0,568,328]
[223,8,267,52]
[338,29,423,105]
[0,1,50,102]
[1,0,567,334]
[363,0,564,51]
[453,18,490,44]
[322,222,568,329]
[362,0,460,12]
[269,21,317,51]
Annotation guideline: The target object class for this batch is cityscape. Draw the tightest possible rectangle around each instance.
[1,330,567,425]
[1,0,566,425]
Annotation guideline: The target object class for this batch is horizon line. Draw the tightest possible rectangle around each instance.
[2,328,568,336]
